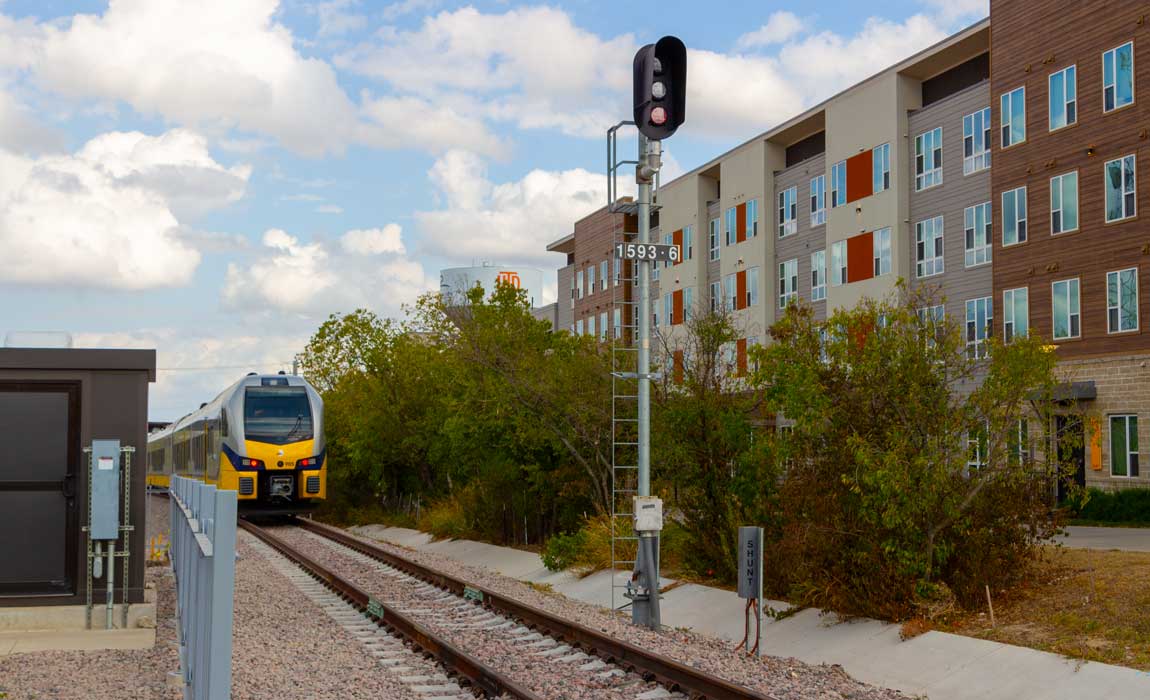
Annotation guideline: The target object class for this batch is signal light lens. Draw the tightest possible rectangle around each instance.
[652,81,666,99]
[241,458,264,468]
[298,456,319,468]
[651,107,667,125]
[652,57,663,74]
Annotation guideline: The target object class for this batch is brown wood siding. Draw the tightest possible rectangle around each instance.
[571,205,635,332]
[847,231,874,283]
[991,0,1150,359]
[846,149,874,203]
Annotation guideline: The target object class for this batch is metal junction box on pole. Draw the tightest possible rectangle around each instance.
[89,439,121,540]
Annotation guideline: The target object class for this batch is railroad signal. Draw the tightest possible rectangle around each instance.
[632,35,687,141]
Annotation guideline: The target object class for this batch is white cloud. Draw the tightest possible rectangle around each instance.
[0,128,248,290]
[339,6,953,143]
[337,6,633,139]
[74,329,305,421]
[735,11,805,50]
[921,0,988,25]
[381,0,441,21]
[315,203,343,214]
[341,225,405,255]
[415,149,616,266]
[222,225,433,316]
[314,0,366,37]
[359,93,508,157]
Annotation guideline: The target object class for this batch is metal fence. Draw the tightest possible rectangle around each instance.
[170,476,237,700]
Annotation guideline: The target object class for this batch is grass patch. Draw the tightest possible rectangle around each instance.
[940,546,1150,670]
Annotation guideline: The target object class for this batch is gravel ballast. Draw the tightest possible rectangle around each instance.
[276,525,910,700]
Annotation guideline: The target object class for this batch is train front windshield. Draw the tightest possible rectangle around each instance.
[244,387,313,444]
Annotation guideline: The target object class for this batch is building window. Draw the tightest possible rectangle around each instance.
[725,207,737,245]
[1003,287,1028,342]
[1050,171,1079,234]
[1049,65,1077,130]
[613,308,622,339]
[576,270,584,299]
[710,280,722,313]
[684,224,695,260]
[613,258,621,287]
[967,424,988,472]
[916,215,944,278]
[709,218,720,260]
[1107,267,1139,333]
[683,288,694,322]
[831,240,847,286]
[724,274,737,311]
[575,318,583,335]
[779,258,798,309]
[587,265,596,294]
[964,202,992,267]
[873,143,891,193]
[747,266,759,307]
[873,227,891,276]
[1052,278,1080,340]
[965,297,993,359]
[588,314,596,337]
[1103,41,1134,113]
[747,200,759,238]
[599,260,608,292]
[919,304,945,325]
[599,311,608,340]
[963,107,991,174]
[1001,186,1027,245]
[778,186,797,237]
[663,293,673,327]
[915,127,943,191]
[831,160,846,207]
[811,250,826,301]
[1001,86,1026,147]
[1105,154,1137,223]
[1110,414,1139,477]
[810,175,826,226]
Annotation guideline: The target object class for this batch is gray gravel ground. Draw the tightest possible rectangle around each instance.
[329,525,915,700]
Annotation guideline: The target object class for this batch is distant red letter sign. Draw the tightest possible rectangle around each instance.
[497,271,522,288]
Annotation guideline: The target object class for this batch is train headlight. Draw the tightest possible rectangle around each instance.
[297,456,320,468]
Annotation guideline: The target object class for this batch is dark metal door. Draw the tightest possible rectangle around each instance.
[1055,415,1086,503]
[0,382,80,596]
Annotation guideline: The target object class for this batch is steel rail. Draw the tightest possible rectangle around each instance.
[295,518,778,700]
[238,519,542,700]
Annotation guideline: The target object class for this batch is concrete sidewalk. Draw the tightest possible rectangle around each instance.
[1058,526,1150,552]
[352,524,1150,700]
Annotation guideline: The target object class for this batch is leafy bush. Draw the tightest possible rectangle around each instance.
[1074,487,1150,524]
[541,530,588,571]
[418,494,473,540]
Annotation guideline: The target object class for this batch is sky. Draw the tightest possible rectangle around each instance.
[0,0,988,420]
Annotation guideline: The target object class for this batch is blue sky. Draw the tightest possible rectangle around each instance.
[0,0,986,419]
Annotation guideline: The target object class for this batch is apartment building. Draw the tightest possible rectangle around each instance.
[545,6,1150,492]
[990,0,1150,492]
[547,202,638,339]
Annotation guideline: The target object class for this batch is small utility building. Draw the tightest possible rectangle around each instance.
[0,347,156,607]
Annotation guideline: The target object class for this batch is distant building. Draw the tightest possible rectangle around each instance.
[440,264,545,310]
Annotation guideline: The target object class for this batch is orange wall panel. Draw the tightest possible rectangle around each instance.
[846,231,873,284]
[672,229,683,266]
[845,150,873,203]
[736,203,747,243]
[672,289,684,325]
[673,350,684,384]
[736,270,747,310]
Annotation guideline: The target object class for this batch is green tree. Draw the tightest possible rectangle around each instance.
[753,288,1075,619]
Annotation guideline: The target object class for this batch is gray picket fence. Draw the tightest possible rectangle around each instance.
[170,476,237,700]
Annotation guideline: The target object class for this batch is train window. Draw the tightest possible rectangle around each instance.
[221,408,229,438]
[244,387,313,444]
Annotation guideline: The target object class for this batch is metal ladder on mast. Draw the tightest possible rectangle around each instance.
[607,121,657,611]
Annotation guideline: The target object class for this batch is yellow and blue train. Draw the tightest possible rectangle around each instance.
[146,372,326,511]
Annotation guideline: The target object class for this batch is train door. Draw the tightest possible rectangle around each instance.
[0,382,80,597]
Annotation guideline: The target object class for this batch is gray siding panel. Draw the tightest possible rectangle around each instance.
[908,81,993,323]
[557,265,574,332]
[774,154,827,321]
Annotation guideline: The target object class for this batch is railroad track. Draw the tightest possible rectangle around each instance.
[239,518,540,699]
[278,517,777,700]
